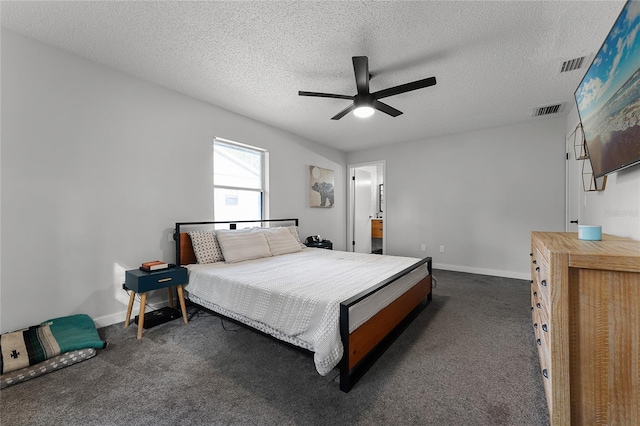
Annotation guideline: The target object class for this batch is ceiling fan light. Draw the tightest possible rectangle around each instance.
[353,106,375,118]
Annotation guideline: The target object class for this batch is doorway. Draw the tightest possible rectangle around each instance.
[348,161,385,254]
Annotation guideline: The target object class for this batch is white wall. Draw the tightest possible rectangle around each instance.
[347,118,567,279]
[0,30,346,333]
[566,106,640,240]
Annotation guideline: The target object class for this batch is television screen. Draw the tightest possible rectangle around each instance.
[574,0,640,178]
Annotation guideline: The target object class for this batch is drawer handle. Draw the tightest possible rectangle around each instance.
[533,291,537,297]
[530,252,533,256]
[532,260,537,264]
[534,322,538,329]
[536,303,541,309]
[158,278,172,283]
[535,267,540,272]
[530,280,533,284]
[536,338,541,346]
[542,324,548,332]
[541,280,547,287]
[542,369,549,379]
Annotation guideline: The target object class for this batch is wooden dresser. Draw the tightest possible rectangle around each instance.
[530,232,640,425]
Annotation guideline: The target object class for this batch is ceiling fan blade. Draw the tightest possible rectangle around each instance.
[372,76,437,100]
[331,104,356,120]
[298,91,353,100]
[373,100,403,117]
[353,56,370,96]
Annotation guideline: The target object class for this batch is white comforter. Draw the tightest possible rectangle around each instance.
[185,249,427,375]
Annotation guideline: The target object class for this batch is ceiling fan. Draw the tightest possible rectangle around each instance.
[299,56,436,120]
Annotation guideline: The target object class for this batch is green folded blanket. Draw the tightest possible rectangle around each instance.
[1,314,106,374]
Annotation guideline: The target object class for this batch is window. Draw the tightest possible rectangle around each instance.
[213,138,267,222]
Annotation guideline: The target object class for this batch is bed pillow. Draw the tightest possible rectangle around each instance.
[189,231,224,264]
[287,225,306,249]
[215,228,272,263]
[263,227,303,256]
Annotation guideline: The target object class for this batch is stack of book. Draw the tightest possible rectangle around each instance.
[140,260,169,272]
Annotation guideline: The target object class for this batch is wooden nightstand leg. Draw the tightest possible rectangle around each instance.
[167,287,174,308]
[176,285,188,324]
[137,292,147,339]
[125,290,136,328]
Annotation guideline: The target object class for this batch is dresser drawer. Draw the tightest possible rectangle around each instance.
[125,267,188,293]
[531,282,541,326]
[540,359,553,419]
[532,255,550,308]
[536,301,550,337]
[537,306,550,355]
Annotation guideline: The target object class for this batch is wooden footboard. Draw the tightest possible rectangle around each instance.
[339,257,432,392]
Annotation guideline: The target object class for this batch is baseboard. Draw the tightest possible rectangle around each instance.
[432,263,530,281]
[93,265,528,329]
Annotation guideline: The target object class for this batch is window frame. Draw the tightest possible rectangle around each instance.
[213,138,268,222]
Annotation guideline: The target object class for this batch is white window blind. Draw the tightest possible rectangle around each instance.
[213,138,267,222]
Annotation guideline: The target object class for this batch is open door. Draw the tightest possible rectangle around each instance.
[353,168,373,254]
[348,161,385,254]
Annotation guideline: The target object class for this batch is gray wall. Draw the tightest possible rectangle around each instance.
[1,31,346,333]
[566,106,640,239]
[346,118,567,279]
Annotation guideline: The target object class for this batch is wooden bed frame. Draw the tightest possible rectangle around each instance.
[174,219,432,392]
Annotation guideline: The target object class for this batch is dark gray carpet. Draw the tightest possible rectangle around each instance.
[0,270,549,425]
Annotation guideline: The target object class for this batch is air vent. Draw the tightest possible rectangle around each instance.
[532,103,566,117]
[559,54,591,73]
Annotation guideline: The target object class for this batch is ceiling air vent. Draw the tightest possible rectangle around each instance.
[532,103,566,117]
[559,54,591,73]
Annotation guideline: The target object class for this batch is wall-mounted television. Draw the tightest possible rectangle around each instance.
[574,0,640,178]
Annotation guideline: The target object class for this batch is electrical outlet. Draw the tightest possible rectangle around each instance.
[439,245,445,253]
[421,244,426,251]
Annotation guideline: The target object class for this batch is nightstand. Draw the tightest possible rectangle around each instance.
[124,267,189,339]
[304,240,333,250]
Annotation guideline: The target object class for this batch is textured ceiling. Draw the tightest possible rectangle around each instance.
[0,1,626,152]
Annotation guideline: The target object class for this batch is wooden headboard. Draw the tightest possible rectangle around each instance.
[179,233,197,266]
[174,219,299,266]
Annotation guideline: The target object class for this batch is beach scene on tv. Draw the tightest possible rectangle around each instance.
[575,0,640,177]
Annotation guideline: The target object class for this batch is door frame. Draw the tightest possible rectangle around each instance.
[566,124,581,232]
[347,160,386,253]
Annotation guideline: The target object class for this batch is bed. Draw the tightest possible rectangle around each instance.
[174,219,432,392]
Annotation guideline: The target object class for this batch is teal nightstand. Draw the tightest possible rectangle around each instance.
[124,267,189,339]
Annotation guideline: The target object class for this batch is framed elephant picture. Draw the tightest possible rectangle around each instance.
[309,166,334,208]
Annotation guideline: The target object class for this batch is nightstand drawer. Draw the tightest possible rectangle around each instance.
[125,267,188,293]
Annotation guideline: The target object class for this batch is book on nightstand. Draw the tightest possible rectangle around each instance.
[140,260,169,272]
